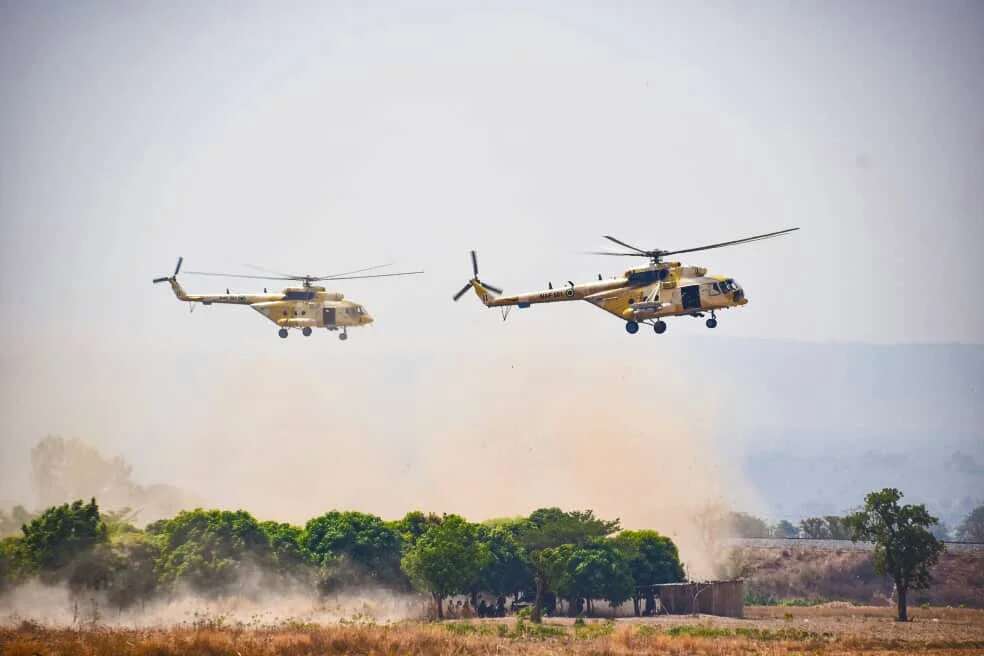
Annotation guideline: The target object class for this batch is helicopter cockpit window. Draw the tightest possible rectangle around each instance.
[284,290,315,301]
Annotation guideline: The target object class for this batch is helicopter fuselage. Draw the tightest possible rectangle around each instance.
[166,280,373,331]
[471,262,747,324]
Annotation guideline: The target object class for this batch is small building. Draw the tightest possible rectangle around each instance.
[641,580,744,618]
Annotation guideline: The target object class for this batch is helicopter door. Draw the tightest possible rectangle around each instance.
[323,307,336,327]
[681,285,701,311]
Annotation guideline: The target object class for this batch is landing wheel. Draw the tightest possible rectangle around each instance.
[278,328,288,339]
[339,331,348,341]
[706,318,718,329]
[302,327,312,336]
[625,321,639,334]
[654,321,667,334]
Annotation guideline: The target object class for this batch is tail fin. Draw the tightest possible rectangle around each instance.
[169,278,191,301]
[472,280,501,306]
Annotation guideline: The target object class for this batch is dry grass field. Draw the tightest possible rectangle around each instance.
[2,606,982,655]
[735,546,984,608]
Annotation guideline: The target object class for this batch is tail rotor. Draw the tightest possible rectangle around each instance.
[452,250,503,301]
[153,257,183,284]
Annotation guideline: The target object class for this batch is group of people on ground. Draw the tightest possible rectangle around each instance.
[442,596,510,619]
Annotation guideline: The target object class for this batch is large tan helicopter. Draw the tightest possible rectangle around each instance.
[453,228,798,334]
[153,259,423,339]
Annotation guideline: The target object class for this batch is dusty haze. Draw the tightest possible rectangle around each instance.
[3,347,751,579]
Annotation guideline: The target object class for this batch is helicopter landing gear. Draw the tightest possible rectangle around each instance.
[654,320,667,335]
[278,328,288,339]
[302,327,312,337]
[706,312,717,329]
[625,321,639,334]
[339,328,348,341]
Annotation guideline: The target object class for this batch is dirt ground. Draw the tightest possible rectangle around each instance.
[628,605,984,642]
[2,606,982,655]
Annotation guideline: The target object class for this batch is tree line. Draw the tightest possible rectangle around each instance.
[0,502,683,621]
[723,505,983,542]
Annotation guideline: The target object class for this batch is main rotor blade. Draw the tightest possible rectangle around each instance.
[317,263,394,279]
[313,271,424,281]
[585,251,650,257]
[174,257,183,276]
[453,283,472,301]
[478,280,503,294]
[244,263,300,278]
[602,235,648,254]
[660,227,800,257]
[471,251,479,277]
[184,271,296,281]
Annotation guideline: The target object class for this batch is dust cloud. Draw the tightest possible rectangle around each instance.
[0,580,425,627]
[2,343,759,579]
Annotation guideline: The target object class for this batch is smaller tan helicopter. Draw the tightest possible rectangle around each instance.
[453,228,798,334]
[153,259,423,339]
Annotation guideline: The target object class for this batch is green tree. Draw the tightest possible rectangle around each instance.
[517,508,620,623]
[147,509,273,594]
[844,488,945,621]
[799,517,829,539]
[105,533,160,609]
[480,516,530,537]
[21,498,107,578]
[824,516,851,540]
[260,521,313,580]
[303,511,403,589]
[474,525,531,605]
[0,537,31,592]
[401,514,489,619]
[956,506,984,542]
[387,511,443,548]
[610,530,684,615]
[772,520,798,538]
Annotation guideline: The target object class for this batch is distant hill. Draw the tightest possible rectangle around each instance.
[682,339,984,527]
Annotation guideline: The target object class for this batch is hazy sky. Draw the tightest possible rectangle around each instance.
[1,3,982,534]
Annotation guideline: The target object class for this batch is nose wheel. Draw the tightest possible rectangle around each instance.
[278,328,288,339]
[706,312,717,329]
[339,328,348,341]
[625,321,639,334]
[302,327,312,337]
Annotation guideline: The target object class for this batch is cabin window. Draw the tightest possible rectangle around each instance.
[284,290,315,301]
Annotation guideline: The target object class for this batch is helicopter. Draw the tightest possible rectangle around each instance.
[153,258,423,339]
[453,228,798,334]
